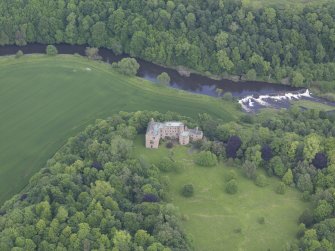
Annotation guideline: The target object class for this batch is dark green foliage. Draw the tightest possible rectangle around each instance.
[226,136,242,159]
[112,58,140,76]
[226,179,238,194]
[299,209,314,228]
[1,0,335,91]
[194,151,218,167]
[261,145,272,161]
[0,111,191,250]
[181,184,194,197]
[46,45,58,56]
[312,152,328,169]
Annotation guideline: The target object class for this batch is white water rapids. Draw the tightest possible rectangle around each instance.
[238,89,312,112]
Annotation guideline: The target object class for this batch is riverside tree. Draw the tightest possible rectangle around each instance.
[46,45,58,56]
[112,58,140,76]
[157,72,170,85]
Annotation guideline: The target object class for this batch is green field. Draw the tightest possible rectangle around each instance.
[134,135,307,251]
[0,54,240,205]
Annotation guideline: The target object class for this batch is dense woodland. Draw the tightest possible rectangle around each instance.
[0,111,194,250]
[1,0,335,94]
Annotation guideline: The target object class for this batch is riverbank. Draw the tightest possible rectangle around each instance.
[2,43,334,109]
[0,43,299,97]
[0,54,240,205]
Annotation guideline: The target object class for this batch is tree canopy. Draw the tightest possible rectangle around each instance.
[1,0,335,92]
[0,111,192,250]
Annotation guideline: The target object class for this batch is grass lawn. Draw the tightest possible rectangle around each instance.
[291,100,335,112]
[134,135,308,251]
[0,54,240,205]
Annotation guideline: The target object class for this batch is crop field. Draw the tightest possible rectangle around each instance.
[134,136,308,251]
[0,54,240,204]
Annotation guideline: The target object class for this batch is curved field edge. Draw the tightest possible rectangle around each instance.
[133,136,308,251]
[0,54,240,205]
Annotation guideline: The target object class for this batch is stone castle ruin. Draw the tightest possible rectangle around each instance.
[145,118,203,149]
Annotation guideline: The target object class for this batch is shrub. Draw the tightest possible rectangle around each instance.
[112,58,139,76]
[166,142,174,149]
[46,45,58,56]
[226,179,238,194]
[15,50,24,58]
[234,227,242,233]
[258,217,265,224]
[157,72,171,85]
[181,214,189,221]
[181,184,194,197]
[255,174,268,187]
[275,182,286,194]
[225,170,237,182]
[194,151,218,167]
[222,92,233,101]
[157,157,179,172]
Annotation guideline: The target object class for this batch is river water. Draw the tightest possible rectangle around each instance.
[1,43,333,112]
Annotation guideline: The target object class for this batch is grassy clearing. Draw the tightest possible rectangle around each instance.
[134,135,307,251]
[0,54,240,204]
[291,100,335,112]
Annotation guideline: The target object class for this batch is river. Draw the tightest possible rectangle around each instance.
[1,43,333,112]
